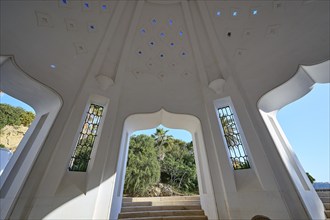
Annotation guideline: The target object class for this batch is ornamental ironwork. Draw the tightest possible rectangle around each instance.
[218,106,250,170]
[69,104,104,172]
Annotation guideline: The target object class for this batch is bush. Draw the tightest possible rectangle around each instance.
[124,135,160,197]
[306,172,315,184]
[124,131,199,197]
[160,140,198,194]
[0,104,35,129]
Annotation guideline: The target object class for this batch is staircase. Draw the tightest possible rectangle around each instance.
[317,189,330,219]
[118,195,207,220]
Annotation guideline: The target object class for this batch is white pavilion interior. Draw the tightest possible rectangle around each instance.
[0,0,329,219]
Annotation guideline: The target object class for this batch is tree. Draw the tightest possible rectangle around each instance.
[306,172,315,184]
[20,111,35,126]
[160,139,199,194]
[0,103,35,129]
[124,135,160,196]
[152,128,172,161]
[124,129,199,196]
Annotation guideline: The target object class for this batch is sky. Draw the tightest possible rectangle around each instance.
[133,124,192,142]
[1,83,329,182]
[0,92,35,113]
[277,83,329,182]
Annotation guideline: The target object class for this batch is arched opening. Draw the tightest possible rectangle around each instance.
[0,92,36,176]
[277,83,329,186]
[123,124,199,197]
[110,109,218,219]
[258,60,329,219]
[0,56,62,219]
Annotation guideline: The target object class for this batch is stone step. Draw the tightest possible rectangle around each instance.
[317,191,330,198]
[123,196,200,203]
[121,205,202,213]
[326,210,330,218]
[122,201,201,207]
[123,202,153,207]
[321,197,330,203]
[324,203,330,210]
[119,210,204,219]
[119,216,207,220]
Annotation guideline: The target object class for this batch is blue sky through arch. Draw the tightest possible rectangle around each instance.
[277,83,330,182]
[0,93,35,113]
[133,124,192,143]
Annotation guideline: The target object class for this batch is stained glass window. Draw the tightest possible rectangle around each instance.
[69,104,104,172]
[218,106,250,170]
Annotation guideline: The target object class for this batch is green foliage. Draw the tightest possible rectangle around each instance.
[124,135,160,196]
[306,172,315,184]
[0,144,6,148]
[152,128,171,161]
[232,159,250,170]
[160,139,198,194]
[0,103,35,129]
[20,111,35,127]
[69,134,96,172]
[124,129,199,197]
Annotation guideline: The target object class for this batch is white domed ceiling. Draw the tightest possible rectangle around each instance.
[127,1,195,81]
[0,0,329,102]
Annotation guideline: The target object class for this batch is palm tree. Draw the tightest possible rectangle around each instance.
[152,128,172,160]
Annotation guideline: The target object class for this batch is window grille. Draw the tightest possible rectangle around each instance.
[218,106,250,170]
[69,104,104,172]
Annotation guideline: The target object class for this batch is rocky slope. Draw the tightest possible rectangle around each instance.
[0,125,28,152]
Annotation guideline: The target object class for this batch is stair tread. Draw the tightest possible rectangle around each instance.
[119,209,204,218]
[119,216,207,220]
[121,205,202,212]
[321,197,330,203]
[122,201,201,207]
[120,209,204,214]
[325,210,330,215]
[123,196,200,202]
[325,203,330,210]
[120,196,206,220]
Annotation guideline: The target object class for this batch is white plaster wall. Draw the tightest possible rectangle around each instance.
[0,149,12,176]
[258,60,330,220]
[108,110,218,219]
[18,62,296,219]
[0,57,62,220]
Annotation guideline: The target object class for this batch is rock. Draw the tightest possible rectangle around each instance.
[0,125,28,152]
[146,183,183,197]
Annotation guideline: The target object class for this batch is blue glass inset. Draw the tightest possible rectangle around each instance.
[216,11,221,16]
